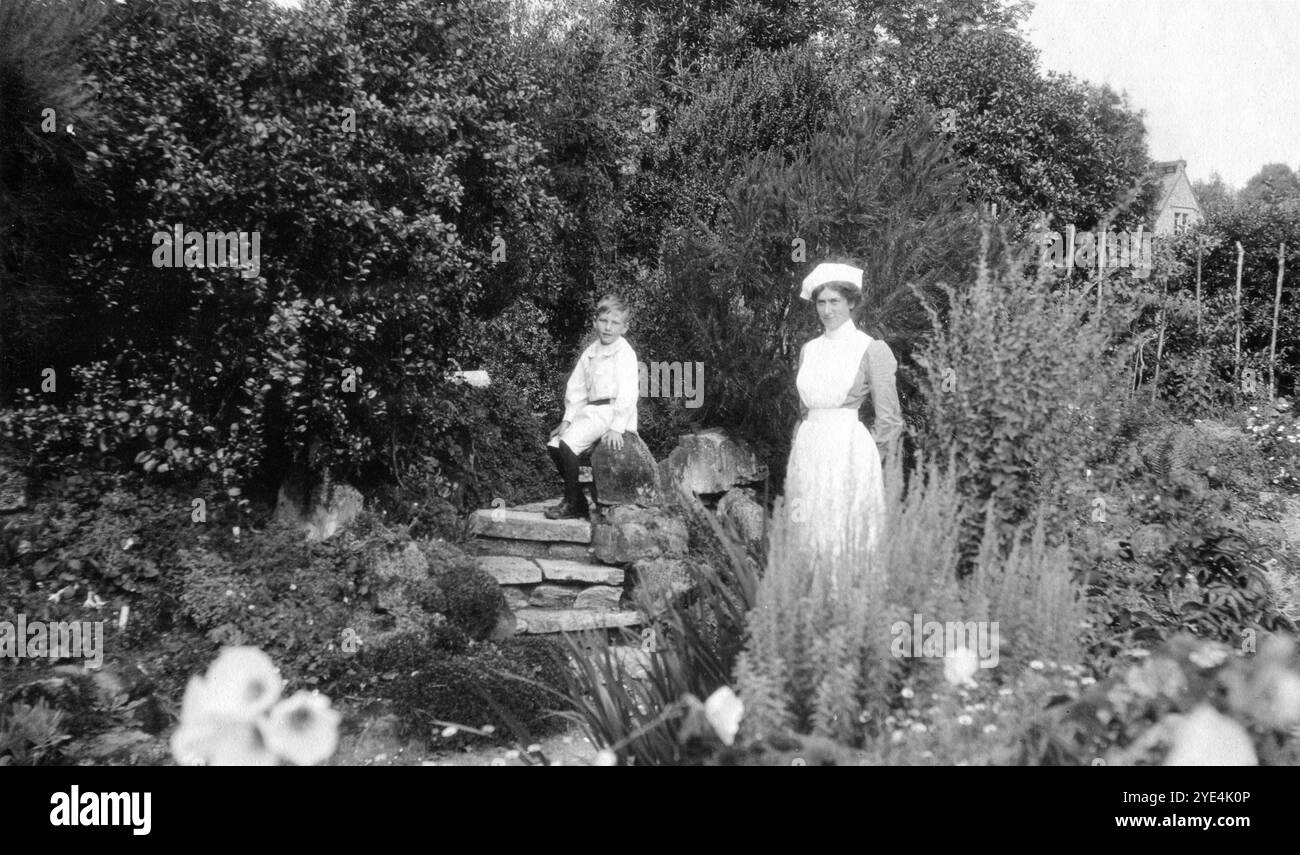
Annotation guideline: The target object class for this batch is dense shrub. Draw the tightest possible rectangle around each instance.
[175,516,507,686]
[645,97,976,474]
[914,234,1137,552]
[354,632,570,747]
[2,0,567,503]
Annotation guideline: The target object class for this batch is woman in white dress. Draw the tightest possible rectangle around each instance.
[784,262,904,576]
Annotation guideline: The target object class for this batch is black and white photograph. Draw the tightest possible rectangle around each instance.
[1,0,1298,806]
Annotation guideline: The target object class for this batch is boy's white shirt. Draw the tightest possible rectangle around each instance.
[563,336,639,433]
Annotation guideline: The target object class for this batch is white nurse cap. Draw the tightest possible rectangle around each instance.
[800,262,863,301]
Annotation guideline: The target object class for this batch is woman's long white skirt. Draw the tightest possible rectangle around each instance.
[782,408,887,583]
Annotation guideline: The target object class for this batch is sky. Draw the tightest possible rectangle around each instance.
[1024,0,1300,190]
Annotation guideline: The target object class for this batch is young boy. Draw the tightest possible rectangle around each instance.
[545,295,640,519]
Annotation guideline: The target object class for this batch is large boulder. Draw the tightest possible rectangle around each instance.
[591,505,689,564]
[660,429,768,496]
[275,471,364,542]
[591,431,662,506]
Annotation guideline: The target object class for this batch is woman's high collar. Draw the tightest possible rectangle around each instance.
[822,318,860,341]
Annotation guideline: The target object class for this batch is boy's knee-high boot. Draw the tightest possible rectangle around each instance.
[546,444,565,481]
[557,441,587,513]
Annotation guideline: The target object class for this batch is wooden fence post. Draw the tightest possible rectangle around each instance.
[1234,241,1244,404]
[1195,242,1203,338]
[1153,274,1169,401]
[1270,243,1286,400]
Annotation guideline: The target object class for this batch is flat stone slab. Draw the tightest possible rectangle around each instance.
[574,585,623,612]
[468,537,595,562]
[527,583,582,609]
[536,559,624,585]
[514,608,643,634]
[502,587,530,610]
[476,555,542,585]
[469,509,591,544]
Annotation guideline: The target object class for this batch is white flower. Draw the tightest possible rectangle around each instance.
[261,691,341,766]
[184,646,283,721]
[1029,660,1045,670]
[900,686,915,699]
[943,646,980,686]
[171,716,277,766]
[704,686,744,746]
[982,724,997,734]
[1164,705,1257,766]
[169,647,290,766]
[442,726,459,738]
[957,714,973,726]
[890,730,905,744]
[594,750,618,766]
[1189,643,1230,670]
[910,722,927,733]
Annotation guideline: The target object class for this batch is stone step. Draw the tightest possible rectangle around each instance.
[468,508,591,544]
[514,608,643,634]
[467,537,594,563]
[536,558,624,585]
[476,556,625,587]
[500,583,623,611]
[477,556,543,585]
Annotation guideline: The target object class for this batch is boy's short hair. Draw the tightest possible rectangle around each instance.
[595,293,631,322]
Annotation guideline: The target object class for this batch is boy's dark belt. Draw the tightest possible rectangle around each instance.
[588,398,613,405]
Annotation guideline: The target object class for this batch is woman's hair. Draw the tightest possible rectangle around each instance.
[810,281,862,308]
[595,293,631,321]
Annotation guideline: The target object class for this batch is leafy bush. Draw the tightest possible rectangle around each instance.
[176,522,363,686]
[0,700,72,767]
[3,0,567,502]
[1015,633,1300,765]
[914,233,1136,551]
[175,516,507,686]
[0,361,258,496]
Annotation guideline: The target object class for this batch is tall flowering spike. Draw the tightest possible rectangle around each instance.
[1164,705,1257,766]
[194,646,284,719]
[942,646,979,686]
[262,691,342,766]
[704,687,745,747]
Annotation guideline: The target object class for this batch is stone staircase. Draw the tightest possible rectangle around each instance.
[468,499,645,635]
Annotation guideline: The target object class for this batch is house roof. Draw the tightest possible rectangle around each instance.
[1153,159,1196,213]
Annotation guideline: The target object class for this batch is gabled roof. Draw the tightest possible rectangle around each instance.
[1153,159,1198,213]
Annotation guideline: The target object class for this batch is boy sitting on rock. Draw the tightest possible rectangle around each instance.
[545,295,640,519]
